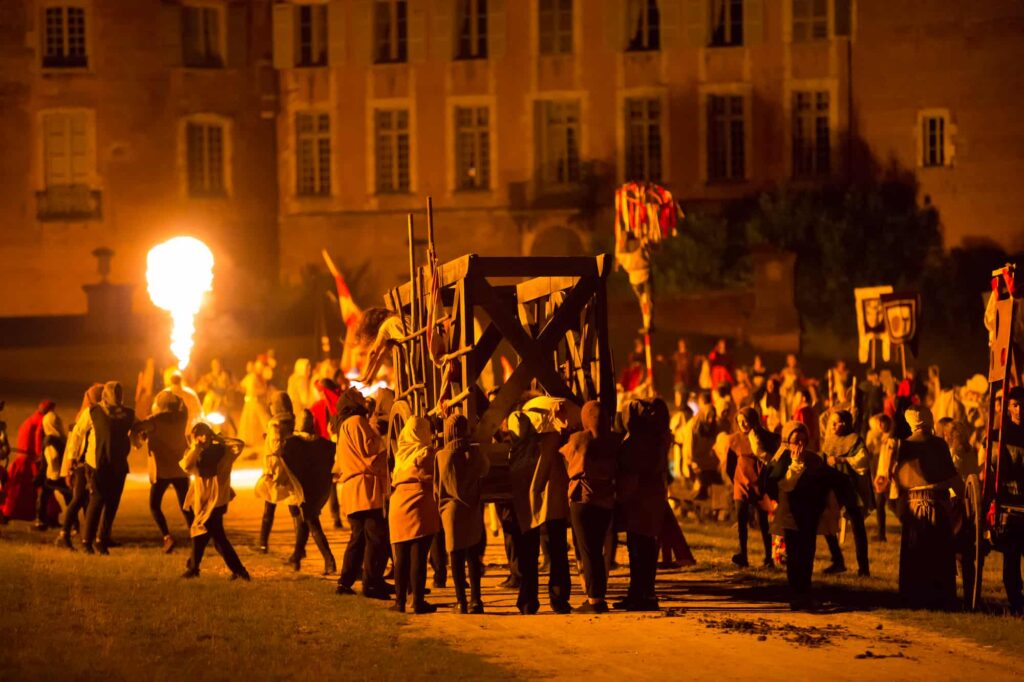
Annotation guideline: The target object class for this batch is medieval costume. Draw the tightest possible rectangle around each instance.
[311,378,344,529]
[880,406,962,610]
[3,400,54,522]
[508,397,573,615]
[334,389,391,599]
[821,410,872,576]
[56,385,103,549]
[287,359,314,413]
[237,361,270,447]
[388,416,440,613]
[997,387,1024,614]
[82,383,135,554]
[132,391,191,552]
[732,408,773,568]
[164,373,203,432]
[436,414,490,614]
[180,424,249,580]
[197,359,233,416]
[38,411,70,529]
[255,393,301,559]
[282,410,338,575]
[135,359,156,420]
[681,395,722,503]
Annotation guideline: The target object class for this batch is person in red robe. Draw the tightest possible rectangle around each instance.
[2,401,55,523]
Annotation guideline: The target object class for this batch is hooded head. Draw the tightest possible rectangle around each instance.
[101,382,123,408]
[81,384,104,413]
[154,391,183,415]
[781,420,809,447]
[335,387,367,422]
[38,400,56,415]
[294,358,311,377]
[270,391,294,419]
[443,413,469,445]
[580,401,607,437]
[296,408,315,435]
[829,410,854,437]
[42,411,64,438]
[738,406,760,434]
[401,416,432,448]
[622,400,647,434]
[904,406,933,434]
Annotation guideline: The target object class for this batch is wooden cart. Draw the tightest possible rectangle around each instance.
[379,204,615,500]
[964,263,1024,609]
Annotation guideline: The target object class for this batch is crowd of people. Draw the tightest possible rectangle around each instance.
[1,337,1022,617]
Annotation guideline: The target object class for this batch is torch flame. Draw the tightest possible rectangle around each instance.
[146,237,214,370]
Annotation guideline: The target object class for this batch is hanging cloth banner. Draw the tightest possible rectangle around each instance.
[854,285,893,364]
[879,291,922,358]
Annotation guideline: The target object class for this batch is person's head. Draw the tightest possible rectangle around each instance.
[154,391,183,415]
[630,352,644,367]
[928,364,940,380]
[210,358,222,374]
[37,400,56,416]
[766,376,779,394]
[1007,386,1024,426]
[866,368,880,385]
[101,381,123,408]
[795,387,811,409]
[677,338,687,353]
[835,360,847,373]
[786,354,798,369]
[296,409,315,435]
[828,410,854,437]
[782,421,809,457]
[715,338,727,354]
[443,413,469,445]
[737,407,759,435]
[581,400,608,437]
[270,391,294,419]
[904,406,933,434]
[192,422,215,447]
[936,416,953,438]
[633,337,644,355]
[870,413,893,435]
[753,355,765,371]
[169,372,183,388]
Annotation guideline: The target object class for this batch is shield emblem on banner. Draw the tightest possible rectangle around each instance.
[879,292,921,356]
[863,298,885,334]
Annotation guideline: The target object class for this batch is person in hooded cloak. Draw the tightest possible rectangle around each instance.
[56,384,103,549]
[821,409,872,576]
[281,409,338,575]
[132,391,191,552]
[254,392,302,559]
[37,410,70,529]
[82,382,135,554]
[2,400,55,523]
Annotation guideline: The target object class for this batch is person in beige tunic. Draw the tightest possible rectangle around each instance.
[388,416,441,613]
[255,392,302,561]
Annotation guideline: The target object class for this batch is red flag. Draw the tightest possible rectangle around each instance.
[322,249,362,328]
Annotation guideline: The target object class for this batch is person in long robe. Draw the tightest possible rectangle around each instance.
[733,407,773,568]
[877,405,962,610]
[254,392,301,558]
[287,359,314,413]
[560,400,618,614]
[388,416,441,613]
[2,400,55,523]
[135,358,155,420]
[180,423,249,580]
[197,358,234,418]
[38,411,70,529]
[162,373,203,433]
[131,391,191,552]
[435,414,490,614]
[334,388,391,599]
[866,413,893,541]
[681,392,722,505]
[56,385,103,549]
[821,410,872,577]
[1000,387,1024,615]
[282,410,337,575]
[82,382,135,554]
[310,378,344,529]
[238,360,270,448]
[616,399,669,611]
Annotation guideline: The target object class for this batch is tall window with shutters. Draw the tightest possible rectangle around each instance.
[296,112,331,196]
[182,3,224,68]
[455,106,490,190]
[42,5,87,68]
[920,112,950,168]
[709,0,743,47]
[707,94,745,182]
[792,0,850,42]
[539,0,573,55]
[375,109,411,193]
[295,3,327,67]
[456,0,488,60]
[42,111,91,189]
[185,121,226,197]
[792,91,830,177]
[625,98,663,182]
[535,100,581,187]
[374,0,408,64]
[626,0,660,52]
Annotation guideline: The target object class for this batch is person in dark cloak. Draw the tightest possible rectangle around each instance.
[310,378,344,529]
[282,409,338,575]
[997,386,1024,615]
[82,382,135,555]
[132,391,192,552]
[821,410,872,577]
[733,407,773,568]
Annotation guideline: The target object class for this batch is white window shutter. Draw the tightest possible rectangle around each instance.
[43,114,70,187]
[431,0,454,60]
[272,2,295,69]
[660,0,681,48]
[409,1,428,63]
[328,0,347,65]
[684,0,707,48]
[69,112,89,184]
[744,0,763,44]
[489,0,506,59]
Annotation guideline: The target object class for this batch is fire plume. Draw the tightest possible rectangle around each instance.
[146,237,214,370]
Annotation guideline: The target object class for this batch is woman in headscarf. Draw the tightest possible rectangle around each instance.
[388,416,441,613]
[56,384,103,549]
[281,410,337,575]
[733,407,773,568]
[82,382,135,554]
[131,391,191,552]
[237,358,271,448]
[560,400,617,614]
[180,423,249,580]
[2,400,55,524]
[37,410,70,529]
[135,358,155,420]
[866,413,893,541]
[254,392,301,558]
[615,399,669,611]
[334,388,391,599]
[435,414,490,614]
[287,359,314,413]
[821,410,872,577]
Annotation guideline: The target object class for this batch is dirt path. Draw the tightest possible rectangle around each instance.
[405,555,1024,680]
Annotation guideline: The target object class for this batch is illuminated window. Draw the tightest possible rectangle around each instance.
[374,0,407,64]
[626,0,659,51]
[456,0,487,60]
[792,0,827,42]
[296,3,327,67]
[375,109,410,193]
[182,4,223,68]
[296,112,331,196]
[710,0,743,47]
[455,107,490,190]
[625,98,662,182]
[42,5,87,68]
[539,0,573,55]
[921,114,948,168]
[707,94,745,182]
[186,122,226,197]
[792,91,830,177]
[536,100,580,186]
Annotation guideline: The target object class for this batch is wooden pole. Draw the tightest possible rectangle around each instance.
[869,339,876,371]
[407,214,418,414]
[900,344,907,379]
[426,196,436,261]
